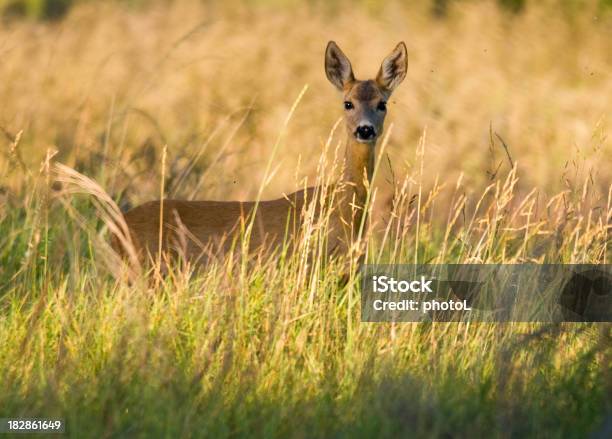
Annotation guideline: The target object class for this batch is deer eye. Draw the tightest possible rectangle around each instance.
[344,101,354,110]
[377,101,387,112]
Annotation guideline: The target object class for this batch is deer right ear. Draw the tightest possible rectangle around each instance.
[325,41,354,91]
[376,42,408,93]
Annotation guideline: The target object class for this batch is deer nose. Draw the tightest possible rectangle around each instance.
[355,125,376,141]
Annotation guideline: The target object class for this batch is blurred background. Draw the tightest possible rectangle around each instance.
[0,5,610,434]
[1,0,611,218]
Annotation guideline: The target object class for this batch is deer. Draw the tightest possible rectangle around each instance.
[113,41,408,271]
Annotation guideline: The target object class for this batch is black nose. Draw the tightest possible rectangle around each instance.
[355,125,376,141]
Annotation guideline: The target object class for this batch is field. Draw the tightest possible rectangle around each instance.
[0,0,611,437]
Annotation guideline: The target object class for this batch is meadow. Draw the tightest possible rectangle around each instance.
[0,0,611,437]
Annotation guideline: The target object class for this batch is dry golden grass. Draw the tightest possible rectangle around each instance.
[0,1,611,437]
[1,1,610,206]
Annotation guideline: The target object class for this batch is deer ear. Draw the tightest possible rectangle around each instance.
[376,42,408,93]
[325,41,355,91]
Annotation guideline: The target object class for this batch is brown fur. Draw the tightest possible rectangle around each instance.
[114,41,408,268]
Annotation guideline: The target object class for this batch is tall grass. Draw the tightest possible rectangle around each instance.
[0,0,610,437]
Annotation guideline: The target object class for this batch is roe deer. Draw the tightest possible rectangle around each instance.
[114,41,408,268]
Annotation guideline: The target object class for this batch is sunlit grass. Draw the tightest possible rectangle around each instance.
[0,0,610,437]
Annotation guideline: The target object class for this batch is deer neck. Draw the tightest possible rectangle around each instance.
[342,136,376,207]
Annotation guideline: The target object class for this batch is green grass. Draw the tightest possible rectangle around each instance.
[0,159,609,438]
[0,1,610,435]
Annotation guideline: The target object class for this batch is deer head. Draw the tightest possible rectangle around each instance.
[325,41,408,144]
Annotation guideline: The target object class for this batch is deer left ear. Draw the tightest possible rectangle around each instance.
[325,41,355,91]
[376,42,408,93]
